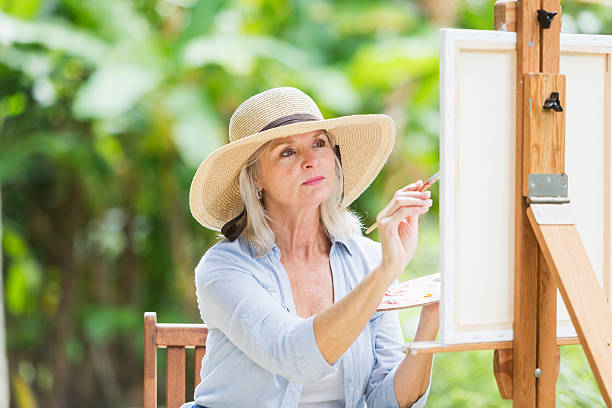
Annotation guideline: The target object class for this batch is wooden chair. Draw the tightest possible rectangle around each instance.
[144,312,208,408]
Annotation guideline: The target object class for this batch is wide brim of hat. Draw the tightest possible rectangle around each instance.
[189,114,395,232]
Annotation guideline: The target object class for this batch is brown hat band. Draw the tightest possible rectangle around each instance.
[259,113,319,132]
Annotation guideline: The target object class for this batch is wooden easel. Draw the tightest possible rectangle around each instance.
[405,1,612,406]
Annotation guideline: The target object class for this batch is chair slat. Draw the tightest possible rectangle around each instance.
[157,324,208,347]
[167,346,186,408]
[194,346,206,389]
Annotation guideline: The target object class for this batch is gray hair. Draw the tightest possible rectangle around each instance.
[234,130,363,258]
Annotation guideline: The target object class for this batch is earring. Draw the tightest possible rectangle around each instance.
[256,187,263,200]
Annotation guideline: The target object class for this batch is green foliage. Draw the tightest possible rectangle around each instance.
[2,0,611,406]
[558,345,606,407]
[3,226,41,317]
[80,305,141,346]
[428,351,512,407]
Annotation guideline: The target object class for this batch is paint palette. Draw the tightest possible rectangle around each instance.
[377,273,440,311]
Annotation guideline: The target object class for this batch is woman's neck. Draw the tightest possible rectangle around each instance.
[268,206,330,262]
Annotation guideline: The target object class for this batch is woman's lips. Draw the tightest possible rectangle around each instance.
[303,177,324,185]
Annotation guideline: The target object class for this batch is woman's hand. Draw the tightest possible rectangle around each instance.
[376,180,432,283]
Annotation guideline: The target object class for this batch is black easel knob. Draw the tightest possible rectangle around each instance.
[543,92,563,112]
[537,9,558,29]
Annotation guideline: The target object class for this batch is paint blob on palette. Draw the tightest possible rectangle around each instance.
[377,273,440,311]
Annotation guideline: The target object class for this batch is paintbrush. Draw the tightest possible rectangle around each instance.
[364,170,440,235]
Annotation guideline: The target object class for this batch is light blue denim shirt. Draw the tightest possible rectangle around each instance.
[190,232,431,408]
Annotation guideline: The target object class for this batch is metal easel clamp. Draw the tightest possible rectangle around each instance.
[526,173,568,203]
[543,92,563,112]
[527,173,573,225]
[537,9,558,29]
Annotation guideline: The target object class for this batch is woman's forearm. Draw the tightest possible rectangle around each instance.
[313,265,396,364]
[393,318,438,407]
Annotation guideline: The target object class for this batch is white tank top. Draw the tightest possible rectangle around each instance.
[298,359,345,407]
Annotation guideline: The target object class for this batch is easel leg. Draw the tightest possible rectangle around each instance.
[528,210,612,407]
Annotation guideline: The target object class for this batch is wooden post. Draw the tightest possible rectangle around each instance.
[513,1,541,406]
[144,312,158,408]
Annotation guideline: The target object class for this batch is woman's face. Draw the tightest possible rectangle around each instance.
[257,129,336,212]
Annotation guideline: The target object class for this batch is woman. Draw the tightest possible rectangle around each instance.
[187,87,438,408]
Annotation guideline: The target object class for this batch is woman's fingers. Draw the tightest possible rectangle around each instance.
[400,180,423,192]
[386,196,432,216]
[379,192,432,219]
[381,190,430,212]
[378,199,431,226]
[378,206,429,231]
[388,201,431,219]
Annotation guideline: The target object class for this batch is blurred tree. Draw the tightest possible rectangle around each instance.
[416,0,459,26]
[0,186,9,408]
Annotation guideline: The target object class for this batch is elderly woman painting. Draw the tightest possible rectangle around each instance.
[187,87,438,408]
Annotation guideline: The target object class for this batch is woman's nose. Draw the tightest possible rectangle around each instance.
[302,151,319,169]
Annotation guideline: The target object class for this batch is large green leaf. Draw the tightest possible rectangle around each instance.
[164,86,224,167]
[0,0,42,20]
[348,31,439,90]
[181,33,311,75]
[0,11,107,63]
[72,63,161,119]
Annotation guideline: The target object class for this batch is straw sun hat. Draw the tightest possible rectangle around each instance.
[189,86,396,238]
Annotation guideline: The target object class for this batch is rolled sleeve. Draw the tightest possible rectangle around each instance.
[365,310,403,408]
[373,363,400,407]
[195,246,337,384]
[370,362,432,408]
[294,314,341,380]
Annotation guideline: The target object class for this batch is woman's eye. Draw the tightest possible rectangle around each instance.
[315,139,326,147]
[281,149,294,157]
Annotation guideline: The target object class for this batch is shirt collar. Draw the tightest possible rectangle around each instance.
[329,234,353,256]
[241,235,268,259]
[243,233,353,258]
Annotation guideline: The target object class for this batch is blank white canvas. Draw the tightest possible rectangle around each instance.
[559,47,611,337]
[439,28,612,344]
